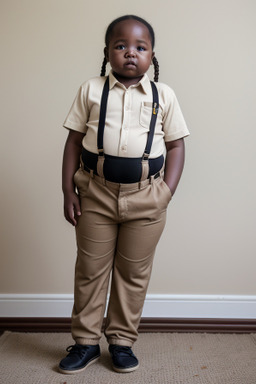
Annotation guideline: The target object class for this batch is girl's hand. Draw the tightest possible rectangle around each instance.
[62,130,85,226]
[64,191,81,226]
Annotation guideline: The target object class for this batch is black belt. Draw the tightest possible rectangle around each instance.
[81,148,164,183]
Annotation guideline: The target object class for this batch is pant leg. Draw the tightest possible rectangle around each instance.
[72,169,118,345]
[104,176,172,346]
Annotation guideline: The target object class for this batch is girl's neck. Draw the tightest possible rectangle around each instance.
[113,72,144,88]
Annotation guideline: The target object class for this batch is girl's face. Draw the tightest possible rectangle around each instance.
[105,19,154,86]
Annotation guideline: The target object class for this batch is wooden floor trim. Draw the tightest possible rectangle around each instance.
[1,317,256,333]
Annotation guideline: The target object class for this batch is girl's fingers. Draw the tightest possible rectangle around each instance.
[74,201,81,218]
[64,205,77,226]
[64,193,81,226]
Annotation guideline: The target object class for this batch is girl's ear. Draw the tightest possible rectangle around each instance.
[104,47,109,62]
[151,51,155,62]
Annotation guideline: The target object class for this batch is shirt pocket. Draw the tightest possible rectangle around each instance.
[139,101,153,129]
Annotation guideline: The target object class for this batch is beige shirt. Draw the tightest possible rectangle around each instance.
[63,71,189,158]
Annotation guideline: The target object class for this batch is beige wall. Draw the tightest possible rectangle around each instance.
[1,0,255,296]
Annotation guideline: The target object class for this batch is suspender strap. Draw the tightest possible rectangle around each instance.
[143,81,159,159]
[97,77,159,159]
[97,77,109,155]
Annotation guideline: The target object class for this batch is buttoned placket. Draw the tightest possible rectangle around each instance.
[119,88,131,156]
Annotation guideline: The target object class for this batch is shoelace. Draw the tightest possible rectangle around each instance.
[111,346,134,357]
[66,344,90,359]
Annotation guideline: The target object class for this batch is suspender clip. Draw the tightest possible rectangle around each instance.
[153,102,158,115]
[143,152,149,160]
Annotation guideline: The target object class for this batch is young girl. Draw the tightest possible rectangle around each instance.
[59,15,189,375]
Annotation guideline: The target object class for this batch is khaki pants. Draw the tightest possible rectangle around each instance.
[72,168,172,347]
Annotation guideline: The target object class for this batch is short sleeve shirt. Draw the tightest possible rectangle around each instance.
[63,71,189,158]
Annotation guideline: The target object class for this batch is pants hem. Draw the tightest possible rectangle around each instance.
[107,338,134,347]
[75,337,100,346]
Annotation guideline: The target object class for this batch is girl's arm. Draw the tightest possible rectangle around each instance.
[164,138,185,196]
[62,130,85,226]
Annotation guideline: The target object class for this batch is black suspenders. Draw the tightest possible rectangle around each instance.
[97,78,110,155]
[97,77,159,158]
[143,80,159,160]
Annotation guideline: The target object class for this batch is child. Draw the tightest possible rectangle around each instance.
[59,15,189,375]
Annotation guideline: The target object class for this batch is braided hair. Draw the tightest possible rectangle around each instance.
[152,56,159,82]
[100,15,159,82]
[100,57,108,77]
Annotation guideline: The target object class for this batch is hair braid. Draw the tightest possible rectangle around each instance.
[152,56,159,82]
[100,57,107,77]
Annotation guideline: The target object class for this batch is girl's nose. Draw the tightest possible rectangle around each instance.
[125,48,136,57]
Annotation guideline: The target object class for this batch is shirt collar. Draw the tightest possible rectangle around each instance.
[108,71,152,94]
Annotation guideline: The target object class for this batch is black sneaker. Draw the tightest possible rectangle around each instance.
[109,344,139,373]
[59,344,100,374]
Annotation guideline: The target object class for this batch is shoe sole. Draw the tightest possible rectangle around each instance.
[112,363,139,373]
[59,355,100,375]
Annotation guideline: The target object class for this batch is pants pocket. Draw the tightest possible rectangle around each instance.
[161,179,172,202]
[152,178,172,212]
[73,168,91,197]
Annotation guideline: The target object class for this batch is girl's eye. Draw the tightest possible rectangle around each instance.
[116,45,125,50]
[137,46,146,52]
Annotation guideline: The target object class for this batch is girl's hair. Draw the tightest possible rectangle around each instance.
[100,15,159,82]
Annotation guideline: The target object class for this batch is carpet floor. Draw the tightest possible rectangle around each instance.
[0,331,256,384]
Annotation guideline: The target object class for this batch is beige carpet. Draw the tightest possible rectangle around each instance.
[1,332,256,384]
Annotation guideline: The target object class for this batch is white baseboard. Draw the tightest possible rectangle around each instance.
[0,294,256,318]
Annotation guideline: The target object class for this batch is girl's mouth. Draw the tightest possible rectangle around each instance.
[125,61,137,67]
